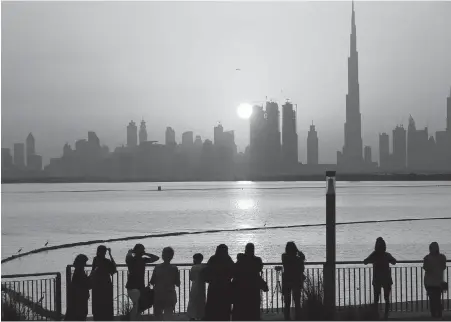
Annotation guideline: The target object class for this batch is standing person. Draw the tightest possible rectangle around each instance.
[232,243,264,321]
[281,242,306,321]
[363,237,397,320]
[65,254,91,321]
[187,253,207,321]
[150,247,180,321]
[126,244,160,321]
[423,242,447,318]
[91,245,117,321]
[204,244,235,321]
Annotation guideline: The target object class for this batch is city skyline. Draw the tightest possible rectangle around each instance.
[2,1,451,165]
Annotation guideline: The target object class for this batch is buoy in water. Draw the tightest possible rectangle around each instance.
[157,186,162,191]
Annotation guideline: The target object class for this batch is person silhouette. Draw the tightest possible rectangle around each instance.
[150,247,180,321]
[363,237,396,320]
[232,243,264,321]
[65,254,91,321]
[204,244,235,321]
[187,253,207,321]
[281,242,305,321]
[126,244,159,321]
[423,242,447,318]
[90,245,117,321]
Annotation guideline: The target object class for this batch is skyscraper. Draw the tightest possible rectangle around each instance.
[339,1,363,169]
[165,127,176,146]
[392,125,407,170]
[127,121,138,147]
[265,101,281,168]
[214,123,224,146]
[407,115,429,170]
[13,143,25,168]
[2,148,13,169]
[139,120,148,145]
[364,146,372,164]
[26,133,35,157]
[282,101,298,165]
[307,123,319,165]
[182,131,194,146]
[379,133,390,169]
[447,87,451,132]
[249,105,266,167]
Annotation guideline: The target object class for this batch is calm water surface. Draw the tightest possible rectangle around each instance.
[2,181,451,276]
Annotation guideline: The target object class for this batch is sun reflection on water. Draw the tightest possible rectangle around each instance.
[236,199,255,210]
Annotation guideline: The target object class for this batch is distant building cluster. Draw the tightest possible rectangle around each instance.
[2,3,450,181]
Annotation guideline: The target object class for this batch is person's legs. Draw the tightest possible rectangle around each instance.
[153,301,163,321]
[292,288,301,320]
[127,289,141,321]
[383,285,391,320]
[430,287,442,318]
[373,285,381,317]
[283,287,292,321]
[162,304,175,321]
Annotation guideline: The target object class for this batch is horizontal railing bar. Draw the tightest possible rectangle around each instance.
[1,272,61,279]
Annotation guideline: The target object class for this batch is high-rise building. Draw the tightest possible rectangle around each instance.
[14,143,25,168]
[392,125,407,170]
[447,87,451,132]
[182,131,194,146]
[214,123,224,146]
[88,132,100,148]
[2,148,13,169]
[249,105,267,167]
[265,101,281,168]
[165,127,176,146]
[307,123,318,165]
[407,116,429,170]
[27,155,43,171]
[339,2,363,169]
[139,120,148,145]
[282,101,298,164]
[26,133,35,157]
[364,146,372,164]
[127,121,138,147]
[194,135,203,147]
[379,133,390,169]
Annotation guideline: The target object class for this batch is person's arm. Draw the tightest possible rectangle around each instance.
[388,253,397,265]
[175,267,181,287]
[423,256,429,272]
[440,255,447,271]
[126,249,133,264]
[363,252,374,265]
[143,253,160,264]
[150,268,156,286]
[298,251,306,262]
[108,249,117,274]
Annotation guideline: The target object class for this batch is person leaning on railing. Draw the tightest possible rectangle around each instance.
[281,241,306,321]
[65,254,91,321]
[125,244,159,321]
[423,242,447,318]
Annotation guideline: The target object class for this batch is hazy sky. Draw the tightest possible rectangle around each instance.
[2,1,451,165]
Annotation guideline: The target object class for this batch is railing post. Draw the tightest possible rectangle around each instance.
[55,273,62,320]
[324,171,336,319]
[65,265,71,318]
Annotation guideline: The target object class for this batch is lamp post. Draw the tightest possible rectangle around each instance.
[324,170,336,319]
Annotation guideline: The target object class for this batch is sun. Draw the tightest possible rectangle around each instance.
[237,103,253,119]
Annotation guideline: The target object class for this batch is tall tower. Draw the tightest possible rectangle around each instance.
[139,120,148,145]
[26,133,35,157]
[14,143,25,168]
[214,123,224,146]
[379,133,390,169]
[340,1,363,168]
[392,125,407,169]
[307,123,319,165]
[265,101,282,169]
[165,127,176,146]
[127,121,138,147]
[282,101,298,165]
[447,87,451,132]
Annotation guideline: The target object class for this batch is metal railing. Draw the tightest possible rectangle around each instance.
[66,260,451,318]
[1,272,62,321]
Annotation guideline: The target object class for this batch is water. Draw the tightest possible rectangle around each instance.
[2,181,451,276]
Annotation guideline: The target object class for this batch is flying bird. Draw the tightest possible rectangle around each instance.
[44,241,49,246]
[264,222,267,227]
[18,248,22,253]
[235,68,241,71]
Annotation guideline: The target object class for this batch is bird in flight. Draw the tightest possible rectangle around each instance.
[18,248,23,253]
[236,68,241,71]
[264,222,267,227]
[44,241,49,246]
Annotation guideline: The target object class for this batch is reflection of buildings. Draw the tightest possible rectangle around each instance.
[282,101,298,165]
[337,2,363,171]
[127,121,138,147]
[307,123,318,165]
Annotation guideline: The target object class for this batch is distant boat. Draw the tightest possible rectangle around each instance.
[157,186,162,191]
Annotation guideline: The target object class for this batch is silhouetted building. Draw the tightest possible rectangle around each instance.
[182,131,194,146]
[194,135,203,147]
[265,101,282,168]
[435,130,451,170]
[214,123,224,146]
[379,133,390,169]
[139,120,148,145]
[338,2,363,170]
[13,143,25,168]
[282,101,298,165]
[26,133,35,157]
[364,146,372,164]
[249,105,267,169]
[2,148,13,169]
[127,121,138,147]
[307,123,318,165]
[88,131,100,148]
[165,127,176,146]
[63,143,74,157]
[447,87,451,132]
[392,125,407,170]
[407,115,429,171]
[27,155,42,171]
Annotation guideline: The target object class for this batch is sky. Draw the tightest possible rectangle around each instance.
[2,1,451,165]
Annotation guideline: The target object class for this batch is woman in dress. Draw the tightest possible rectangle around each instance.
[423,242,447,318]
[91,245,117,321]
[187,253,207,321]
[65,254,91,321]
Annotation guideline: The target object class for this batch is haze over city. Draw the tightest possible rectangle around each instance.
[2,1,451,166]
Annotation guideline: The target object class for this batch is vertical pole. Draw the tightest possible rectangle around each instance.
[55,273,62,320]
[65,265,71,319]
[324,171,336,319]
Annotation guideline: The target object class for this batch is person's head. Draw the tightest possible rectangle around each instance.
[133,244,146,257]
[193,253,203,265]
[245,243,255,256]
[73,254,89,269]
[429,242,440,255]
[375,237,386,253]
[215,244,229,257]
[96,245,107,258]
[162,247,174,263]
[285,241,298,256]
